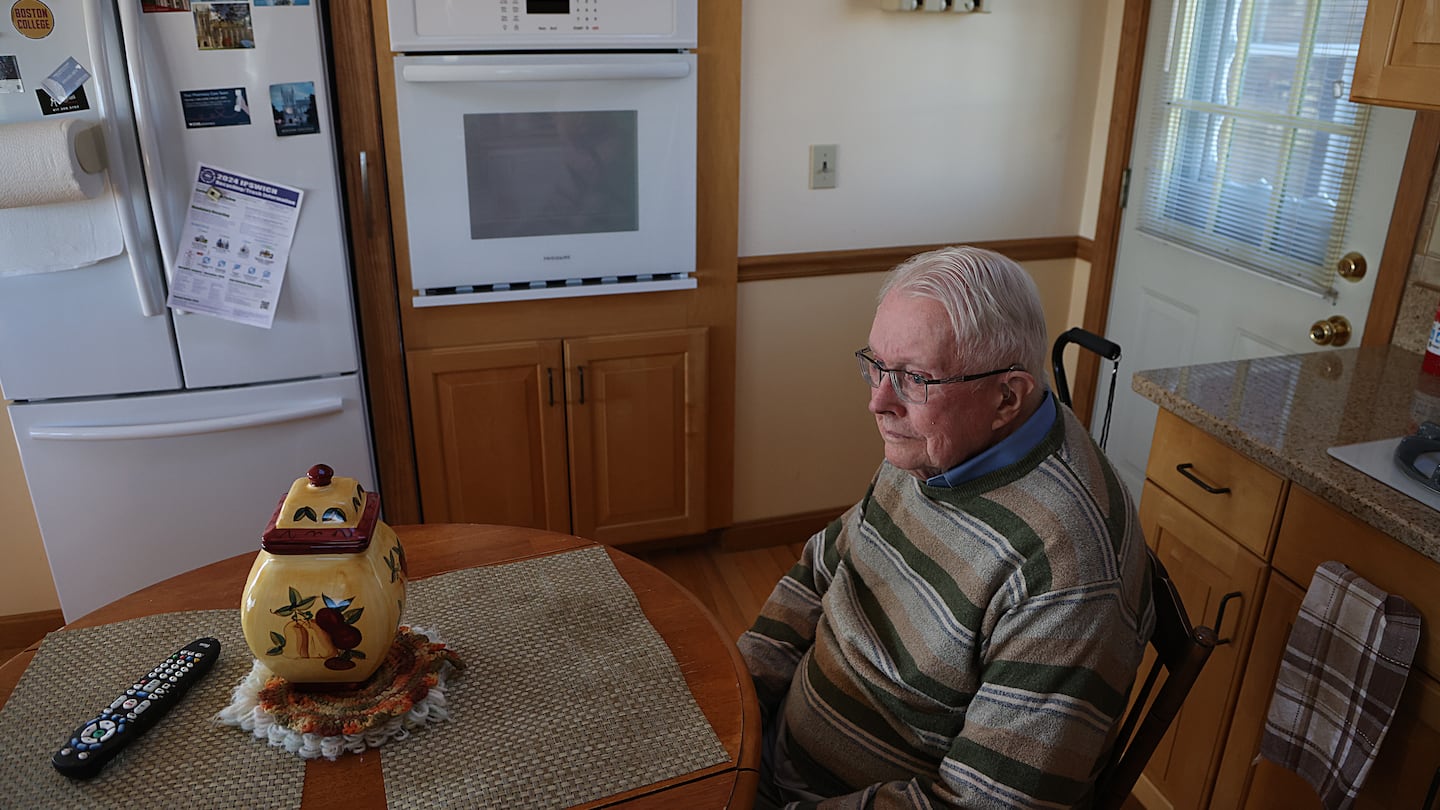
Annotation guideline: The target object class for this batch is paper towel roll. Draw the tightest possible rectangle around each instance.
[0,119,106,210]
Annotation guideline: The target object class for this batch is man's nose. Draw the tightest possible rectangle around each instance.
[869,375,902,413]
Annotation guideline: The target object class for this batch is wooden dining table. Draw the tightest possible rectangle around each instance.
[0,524,761,809]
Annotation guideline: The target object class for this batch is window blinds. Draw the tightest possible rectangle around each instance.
[1135,0,1371,297]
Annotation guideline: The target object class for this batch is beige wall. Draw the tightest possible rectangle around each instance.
[733,258,1089,522]
[731,0,1117,522]
[0,405,59,614]
[737,0,1111,257]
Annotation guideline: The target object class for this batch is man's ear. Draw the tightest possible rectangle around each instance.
[991,372,1038,430]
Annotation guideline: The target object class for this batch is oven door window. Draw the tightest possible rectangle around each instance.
[464,110,639,241]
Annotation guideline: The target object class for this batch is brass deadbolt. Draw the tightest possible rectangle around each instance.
[1309,315,1352,347]
[1337,252,1367,282]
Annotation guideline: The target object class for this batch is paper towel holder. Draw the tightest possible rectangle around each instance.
[72,124,107,175]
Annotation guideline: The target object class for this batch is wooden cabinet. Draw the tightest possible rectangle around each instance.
[1136,410,1440,809]
[1135,484,1270,810]
[1211,487,1440,810]
[1351,0,1440,111]
[1131,410,1283,809]
[407,327,708,545]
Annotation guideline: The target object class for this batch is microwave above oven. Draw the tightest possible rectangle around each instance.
[392,52,698,306]
[388,0,698,53]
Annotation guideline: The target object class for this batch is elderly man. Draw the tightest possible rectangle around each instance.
[738,246,1154,809]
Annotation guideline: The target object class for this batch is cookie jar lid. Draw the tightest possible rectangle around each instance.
[260,463,381,555]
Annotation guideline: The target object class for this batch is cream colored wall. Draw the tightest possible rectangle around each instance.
[0,404,59,614]
[733,258,1087,522]
[732,0,1118,522]
[737,0,1111,256]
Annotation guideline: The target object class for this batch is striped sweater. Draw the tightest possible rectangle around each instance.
[738,406,1154,809]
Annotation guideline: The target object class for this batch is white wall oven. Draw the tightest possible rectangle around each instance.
[387,0,699,306]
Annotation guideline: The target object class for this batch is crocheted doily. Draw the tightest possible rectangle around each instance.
[217,625,463,760]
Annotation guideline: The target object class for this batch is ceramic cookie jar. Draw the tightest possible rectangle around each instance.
[240,464,407,684]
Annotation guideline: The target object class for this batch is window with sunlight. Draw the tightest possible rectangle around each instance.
[1136,0,1371,298]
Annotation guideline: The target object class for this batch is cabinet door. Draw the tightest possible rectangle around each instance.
[407,341,570,530]
[1135,482,1269,810]
[1216,575,1440,810]
[1352,0,1440,111]
[565,328,707,544]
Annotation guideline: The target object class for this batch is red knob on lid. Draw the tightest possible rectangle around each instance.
[307,463,334,487]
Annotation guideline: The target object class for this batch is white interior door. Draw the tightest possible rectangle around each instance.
[1103,0,1414,496]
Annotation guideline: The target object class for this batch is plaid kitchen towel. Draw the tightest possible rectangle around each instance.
[1258,561,1422,810]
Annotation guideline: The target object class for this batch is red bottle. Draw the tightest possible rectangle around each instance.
[1425,299,1440,377]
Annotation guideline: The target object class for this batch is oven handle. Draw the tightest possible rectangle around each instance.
[401,62,692,83]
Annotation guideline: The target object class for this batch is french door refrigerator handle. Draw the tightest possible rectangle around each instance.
[27,398,346,441]
[82,0,166,318]
[401,61,693,83]
[112,0,180,300]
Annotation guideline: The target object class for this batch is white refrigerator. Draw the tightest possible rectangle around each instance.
[0,0,374,620]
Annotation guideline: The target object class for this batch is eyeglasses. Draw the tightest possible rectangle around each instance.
[855,348,1023,404]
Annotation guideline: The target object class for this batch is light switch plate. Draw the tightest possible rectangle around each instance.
[810,144,837,189]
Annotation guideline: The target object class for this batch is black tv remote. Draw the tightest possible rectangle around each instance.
[51,637,220,779]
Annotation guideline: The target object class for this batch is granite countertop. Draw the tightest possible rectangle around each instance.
[1132,344,1440,565]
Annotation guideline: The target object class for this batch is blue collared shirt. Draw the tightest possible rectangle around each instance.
[925,390,1057,488]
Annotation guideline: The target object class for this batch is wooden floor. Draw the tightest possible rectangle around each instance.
[633,541,806,641]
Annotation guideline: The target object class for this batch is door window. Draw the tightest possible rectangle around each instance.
[1136,0,1371,296]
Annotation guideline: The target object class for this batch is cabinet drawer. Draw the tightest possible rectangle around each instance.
[1274,485,1440,680]
[1146,409,1284,558]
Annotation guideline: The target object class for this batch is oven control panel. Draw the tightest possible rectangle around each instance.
[391,0,697,51]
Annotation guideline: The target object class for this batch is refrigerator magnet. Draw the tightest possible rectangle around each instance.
[142,0,191,11]
[10,0,53,39]
[0,56,21,94]
[180,87,251,129]
[40,56,89,104]
[253,0,310,5]
[193,3,255,50]
[35,84,88,115]
[270,82,319,137]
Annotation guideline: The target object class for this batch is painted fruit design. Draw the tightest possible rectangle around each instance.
[265,588,367,671]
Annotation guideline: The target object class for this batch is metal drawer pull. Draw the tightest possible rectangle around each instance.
[1176,463,1231,495]
[547,368,555,407]
[577,366,586,405]
[1211,591,1242,645]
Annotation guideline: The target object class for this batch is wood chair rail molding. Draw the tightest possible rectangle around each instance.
[737,236,1092,283]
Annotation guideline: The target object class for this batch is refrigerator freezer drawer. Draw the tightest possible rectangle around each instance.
[0,261,183,402]
[8,375,375,621]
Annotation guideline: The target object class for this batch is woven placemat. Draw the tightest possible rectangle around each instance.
[382,545,730,809]
[0,609,303,810]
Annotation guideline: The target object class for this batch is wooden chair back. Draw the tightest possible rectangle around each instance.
[1092,547,1219,809]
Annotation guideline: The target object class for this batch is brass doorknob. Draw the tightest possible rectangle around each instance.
[1309,315,1352,346]
[1337,252,1367,281]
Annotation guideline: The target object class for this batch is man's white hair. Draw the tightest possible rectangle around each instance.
[877,245,1049,384]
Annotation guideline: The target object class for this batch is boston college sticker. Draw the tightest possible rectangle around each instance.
[11,0,55,39]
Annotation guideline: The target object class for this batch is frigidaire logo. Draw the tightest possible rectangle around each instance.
[543,254,571,261]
